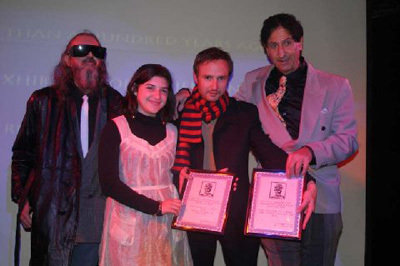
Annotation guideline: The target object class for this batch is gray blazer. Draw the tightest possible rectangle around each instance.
[235,62,358,213]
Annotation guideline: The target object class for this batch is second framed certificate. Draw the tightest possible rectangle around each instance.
[245,169,304,240]
[172,170,233,234]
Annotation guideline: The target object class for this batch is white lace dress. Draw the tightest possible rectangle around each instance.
[99,115,192,266]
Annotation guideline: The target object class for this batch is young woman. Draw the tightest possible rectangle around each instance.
[98,64,192,265]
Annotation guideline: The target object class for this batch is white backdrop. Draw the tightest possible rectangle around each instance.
[0,0,366,265]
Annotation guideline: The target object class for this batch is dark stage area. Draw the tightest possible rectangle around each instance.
[366,0,400,264]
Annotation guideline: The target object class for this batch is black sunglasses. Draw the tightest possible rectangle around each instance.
[69,45,107,59]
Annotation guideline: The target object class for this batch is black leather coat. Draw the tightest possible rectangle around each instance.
[11,85,122,266]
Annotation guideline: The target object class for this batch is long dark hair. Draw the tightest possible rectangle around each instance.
[123,64,176,122]
[53,30,109,99]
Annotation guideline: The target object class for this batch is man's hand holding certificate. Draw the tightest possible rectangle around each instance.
[245,170,306,240]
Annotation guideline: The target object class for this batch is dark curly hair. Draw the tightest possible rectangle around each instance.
[260,13,304,48]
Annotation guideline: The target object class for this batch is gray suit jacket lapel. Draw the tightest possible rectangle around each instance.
[256,63,326,153]
[296,63,326,147]
[254,66,292,150]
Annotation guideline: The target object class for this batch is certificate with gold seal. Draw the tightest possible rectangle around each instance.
[172,170,234,234]
[245,169,304,240]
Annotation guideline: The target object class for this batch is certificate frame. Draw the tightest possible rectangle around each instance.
[245,169,304,240]
[172,170,234,234]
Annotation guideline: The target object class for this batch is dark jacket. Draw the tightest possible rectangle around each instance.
[178,98,288,230]
[11,85,122,266]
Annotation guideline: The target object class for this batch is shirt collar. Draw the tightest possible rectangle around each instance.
[271,56,307,87]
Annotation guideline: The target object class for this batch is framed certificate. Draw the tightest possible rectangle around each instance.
[172,170,234,234]
[245,169,304,240]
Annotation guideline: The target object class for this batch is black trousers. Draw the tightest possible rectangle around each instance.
[261,213,343,266]
[188,226,260,266]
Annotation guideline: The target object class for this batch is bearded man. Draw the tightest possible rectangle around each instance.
[11,31,122,266]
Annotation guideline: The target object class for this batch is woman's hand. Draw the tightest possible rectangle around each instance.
[161,199,181,215]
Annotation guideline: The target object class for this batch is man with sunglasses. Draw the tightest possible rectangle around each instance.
[235,13,358,265]
[11,31,122,266]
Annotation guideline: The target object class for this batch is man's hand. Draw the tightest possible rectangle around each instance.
[216,168,239,191]
[179,167,191,194]
[286,146,313,177]
[20,201,32,231]
[297,180,317,229]
[174,88,191,119]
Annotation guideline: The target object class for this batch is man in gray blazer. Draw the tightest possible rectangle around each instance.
[235,13,358,266]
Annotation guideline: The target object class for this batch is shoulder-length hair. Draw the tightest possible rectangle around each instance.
[53,30,109,99]
[123,64,176,122]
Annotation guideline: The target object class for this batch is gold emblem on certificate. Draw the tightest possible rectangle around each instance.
[172,170,234,234]
[245,169,304,239]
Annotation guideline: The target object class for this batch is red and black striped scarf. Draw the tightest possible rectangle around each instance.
[173,87,229,171]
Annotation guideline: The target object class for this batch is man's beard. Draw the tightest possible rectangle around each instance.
[72,58,100,93]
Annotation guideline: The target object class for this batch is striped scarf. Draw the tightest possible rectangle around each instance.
[173,87,229,171]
